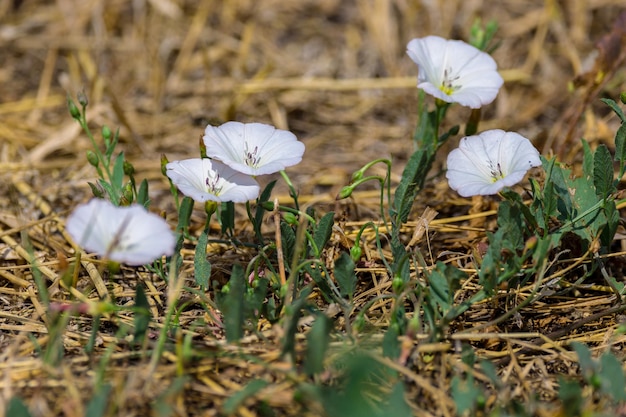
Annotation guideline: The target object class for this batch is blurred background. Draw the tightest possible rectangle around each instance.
[1,0,625,210]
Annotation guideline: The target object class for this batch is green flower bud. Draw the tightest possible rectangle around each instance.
[350,243,362,263]
[67,97,81,120]
[260,201,275,211]
[199,135,207,158]
[621,92,626,105]
[123,160,135,176]
[161,154,169,177]
[283,212,298,225]
[392,275,405,294]
[102,125,111,141]
[77,91,89,108]
[336,185,354,200]
[121,183,134,205]
[353,313,365,333]
[86,151,99,167]
[204,201,218,217]
[87,182,105,198]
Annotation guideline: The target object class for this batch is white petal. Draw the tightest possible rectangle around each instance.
[166,158,260,203]
[66,199,175,266]
[407,35,503,108]
[446,130,541,197]
[203,122,305,175]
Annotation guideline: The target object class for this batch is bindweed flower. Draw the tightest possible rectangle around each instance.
[203,122,305,176]
[166,158,260,203]
[66,198,176,266]
[446,129,542,197]
[406,35,504,108]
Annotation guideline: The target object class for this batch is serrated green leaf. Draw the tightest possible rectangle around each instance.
[313,211,334,256]
[280,221,296,264]
[334,252,356,298]
[593,144,614,199]
[194,228,211,290]
[304,314,332,376]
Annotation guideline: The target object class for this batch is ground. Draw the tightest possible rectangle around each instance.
[2,0,626,416]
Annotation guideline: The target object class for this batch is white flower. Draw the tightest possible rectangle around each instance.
[203,122,305,175]
[166,158,260,203]
[406,35,504,108]
[66,199,176,266]
[446,129,542,197]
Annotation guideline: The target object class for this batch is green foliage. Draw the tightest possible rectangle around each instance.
[312,211,334,257]
[223,379,269,414]
[194,227,212,290]
[220,264,246,342]
[132,284,151,346]
[6,397,33,417]
[318,353,411,417]
[334,252,356,299]
[304,314,332,376]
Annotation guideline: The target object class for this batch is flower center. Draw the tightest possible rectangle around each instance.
[440,68,461,95]
[244,144,261,167]
[205,171,224,195]
[489,162,505,182]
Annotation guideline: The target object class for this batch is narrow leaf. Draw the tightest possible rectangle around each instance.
[600,97,626,123]
[223,379,269,414]
[304,314,332,376]
[137,178,150,208]
[223,264,246,342]
[133,284,151,345]
[85,384,112,417]
[111,152,125,191]
[334,252,356,298]
[313,211,334,256]
[194,228,211,290]
[593,144,614,199]
[6,397,33,417]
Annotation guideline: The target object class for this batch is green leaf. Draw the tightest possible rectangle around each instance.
[111,152,125,191]
[133,284,151,346]
[220,201,235,235]
[600,351,626,401]
[137,178,150,208]
[154,377,188,417]
[593,144,614,199]
[253,180,277,241]
[582,139,594,180]
[451,375,481,414]
[334,252,356,299]
[223,264,246,342]
[281,288,312,357]
[6,397,33,417]
[223,379,269,414]
[558,377,582,417]
[304,314,332,376]
[280,221,296,264]
[572,342,596,377]
[600,97,626,123]
[194,228,211,290]
[177,196,194,233]
[392,149,431,225]
[313,211,334,256]
[85,384,112,417]
[615,123,626,179]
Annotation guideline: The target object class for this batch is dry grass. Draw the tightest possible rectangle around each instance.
[2,0,626,416]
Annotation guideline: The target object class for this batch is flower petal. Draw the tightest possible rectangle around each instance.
[446,130,541,197]
[166,158,260,203]
[407,35,503,108]
[203,122,305,175]
[66,199,175,266]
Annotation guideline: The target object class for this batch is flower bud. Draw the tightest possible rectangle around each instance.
[621,92,626,105]
[353,313,365,333]
[77,91,89,108]
[283,212,298,225]
[86,151,99,167]
[67,97,81,120]
[350,243,362,263]
[336,185,354,200]
[392,275,405,294]
[122,183,134,205]
[87,182,105,198]
[160,154,169,177]
[260,201,275,211]
[198,134,207,158]
[204,201,218,217]
[123,160,135,176]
